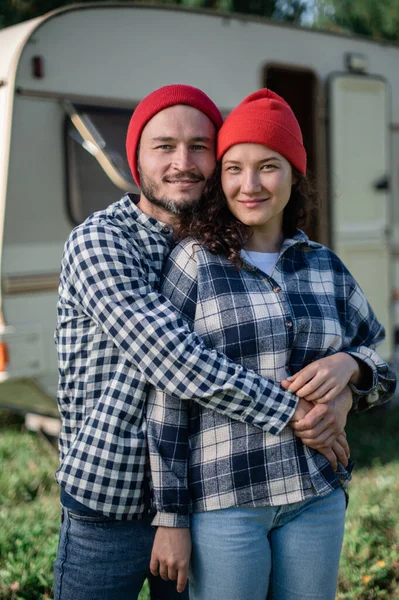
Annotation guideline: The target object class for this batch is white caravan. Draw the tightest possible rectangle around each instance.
[0,3,398,415]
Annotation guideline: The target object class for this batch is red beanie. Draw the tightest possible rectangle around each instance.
[126,84,223,185]
[217,89,306,175]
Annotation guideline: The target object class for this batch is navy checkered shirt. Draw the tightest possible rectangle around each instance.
[147,234,396,526]
[55,194,307,522]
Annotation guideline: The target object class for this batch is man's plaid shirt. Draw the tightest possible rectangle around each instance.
[147,233,396,526]
[55,194,310,522]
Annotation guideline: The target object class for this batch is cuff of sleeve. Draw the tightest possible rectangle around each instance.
[251,378,299,436]
[274,391,299,435]
[151,512,190,528]
[265,390,299,436]
[345,350,378,396]
[350,388,381,413]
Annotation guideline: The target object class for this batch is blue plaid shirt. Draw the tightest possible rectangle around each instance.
[147,233,396,526]
[55,194,308,522]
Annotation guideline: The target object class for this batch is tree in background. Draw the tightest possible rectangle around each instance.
[2,0,398,42]
[0,0,71,27]
[273,0,308,22]
[0,0,308,29]
[314,0,399,42]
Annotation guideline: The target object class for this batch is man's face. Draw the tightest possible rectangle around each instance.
[138,105,216,217]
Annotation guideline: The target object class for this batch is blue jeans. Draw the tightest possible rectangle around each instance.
[189,488,346,600]
[54,508,189,600]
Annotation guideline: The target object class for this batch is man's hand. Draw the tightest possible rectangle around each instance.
[290,397,314,422]
[319,433,350,471]
[150,526,191,593]
[281,353,359,403]
[289,386,353,470]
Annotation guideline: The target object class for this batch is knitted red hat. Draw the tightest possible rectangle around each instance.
[126,84,223,185]
[217,89,306,175]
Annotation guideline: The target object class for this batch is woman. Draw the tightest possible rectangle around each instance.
[147,89,396,600]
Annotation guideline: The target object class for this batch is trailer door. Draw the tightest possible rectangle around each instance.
[329,74,392,359]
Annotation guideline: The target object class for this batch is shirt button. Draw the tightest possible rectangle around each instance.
[273,286,281,293]
[285,321,293,328]
[162,226,170,234]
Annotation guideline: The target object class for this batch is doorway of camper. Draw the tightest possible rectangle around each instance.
[263,65,319,241]
[328,73,392,359]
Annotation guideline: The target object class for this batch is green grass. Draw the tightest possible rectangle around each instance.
[336,406,399,599]
[0,407,398,599]
[0,414,60,599]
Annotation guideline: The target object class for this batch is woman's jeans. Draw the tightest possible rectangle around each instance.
[53,507,189,600]
[189,487,346,600]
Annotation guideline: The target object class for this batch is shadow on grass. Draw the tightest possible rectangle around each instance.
[0,409,25,428]
[346,403,399,469]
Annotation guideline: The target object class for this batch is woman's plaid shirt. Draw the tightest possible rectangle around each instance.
[147,233,396,526]
[55,195,309,522]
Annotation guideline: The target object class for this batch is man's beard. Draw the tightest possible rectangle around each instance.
[138,166,205,216]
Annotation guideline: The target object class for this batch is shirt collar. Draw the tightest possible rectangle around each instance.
[116,193,175,238]
[279,229,322,256]
[240,230,320,272]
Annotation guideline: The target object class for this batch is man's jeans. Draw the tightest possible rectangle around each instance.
[54,508,189,600]
[189,487,346,600]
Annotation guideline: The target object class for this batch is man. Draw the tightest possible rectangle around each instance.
[54,85,353,600]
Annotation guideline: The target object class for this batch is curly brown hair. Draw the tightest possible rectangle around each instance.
[178,163,317,267]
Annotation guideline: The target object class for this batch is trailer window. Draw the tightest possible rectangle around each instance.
[65,105,137,224]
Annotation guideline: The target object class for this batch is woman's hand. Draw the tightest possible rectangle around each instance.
[289,386,353,470]
[281,352,360,403]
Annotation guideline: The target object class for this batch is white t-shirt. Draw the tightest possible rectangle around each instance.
[241,249,279,276]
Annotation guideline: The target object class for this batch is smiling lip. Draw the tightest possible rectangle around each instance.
[238,199,269,208]
[166,180,201,187]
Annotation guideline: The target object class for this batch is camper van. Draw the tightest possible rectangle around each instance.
[0,3,398,415]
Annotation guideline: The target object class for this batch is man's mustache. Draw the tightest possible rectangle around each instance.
[163,172,205,183]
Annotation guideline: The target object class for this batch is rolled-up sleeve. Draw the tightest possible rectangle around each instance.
[343,281,396,411]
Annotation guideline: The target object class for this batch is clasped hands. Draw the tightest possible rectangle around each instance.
[283,352,360,471]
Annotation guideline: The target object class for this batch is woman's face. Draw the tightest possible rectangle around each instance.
[221,143,294,238]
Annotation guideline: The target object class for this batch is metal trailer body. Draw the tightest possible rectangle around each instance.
[0,4,398,413]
